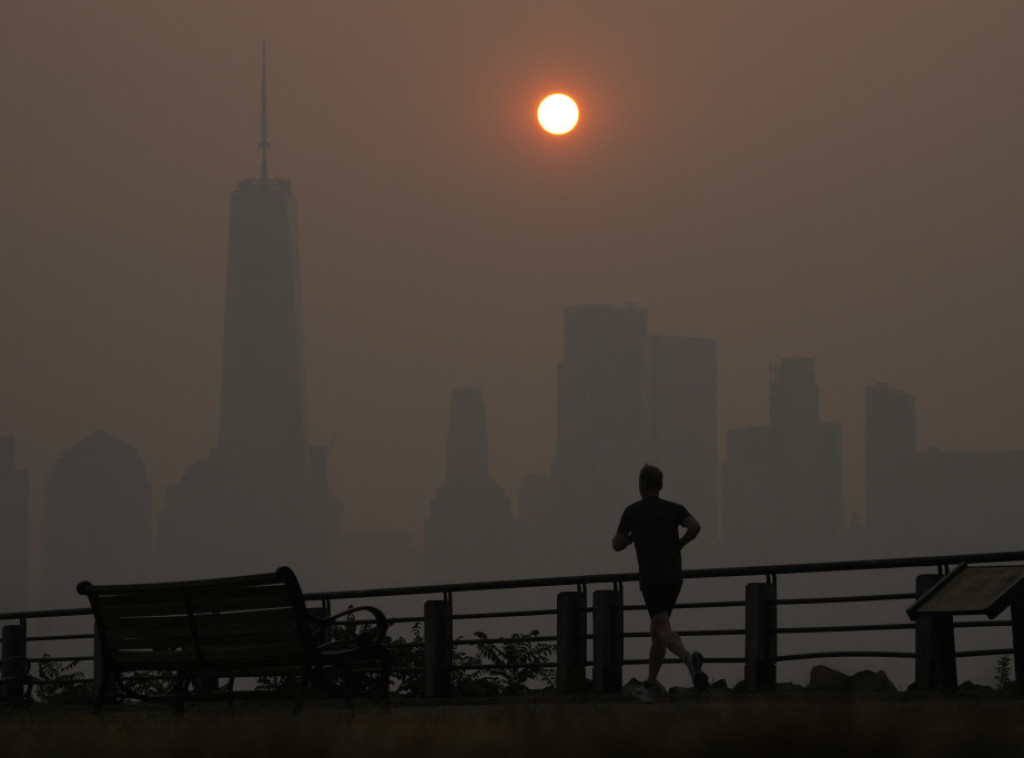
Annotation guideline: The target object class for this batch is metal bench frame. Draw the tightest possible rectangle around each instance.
[78,566,390,712]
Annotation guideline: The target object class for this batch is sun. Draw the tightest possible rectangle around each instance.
[537,93,579,135]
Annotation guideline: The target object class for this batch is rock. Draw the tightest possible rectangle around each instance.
[623,677,666,697]
[808,665,850,690]
[958,681,994,692]
[844,670,897,692]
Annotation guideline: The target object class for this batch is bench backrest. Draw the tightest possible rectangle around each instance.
[77,566,316,675]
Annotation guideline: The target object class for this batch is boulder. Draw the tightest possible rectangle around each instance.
[844,670,897,692]
[808,665,850,690]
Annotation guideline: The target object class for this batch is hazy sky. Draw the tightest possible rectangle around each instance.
[3,1,1023,546]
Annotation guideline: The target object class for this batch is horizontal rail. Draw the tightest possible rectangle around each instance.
[305,549,1024,602]
[452,609,555,621]
[779,623,915,634]
[777,593,917,606]
[776,651,917,661]
[5,548,1022,703]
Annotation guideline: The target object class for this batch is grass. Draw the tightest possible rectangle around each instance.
[2,693,1023,758]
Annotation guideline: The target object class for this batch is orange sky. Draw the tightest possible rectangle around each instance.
[2,1,1023,553]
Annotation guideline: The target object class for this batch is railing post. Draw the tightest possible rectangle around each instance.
[1012,596,1024,696]
[424,599,452,697]
[592,588,623,693]
[745,582,777,691]
[1,624,27,706]
[914,574,957,690]
[556,591,587,693]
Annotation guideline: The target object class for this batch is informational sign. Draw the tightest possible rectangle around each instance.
[907,564,1024,619]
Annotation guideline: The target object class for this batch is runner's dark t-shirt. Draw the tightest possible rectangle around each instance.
[616,496,692,589]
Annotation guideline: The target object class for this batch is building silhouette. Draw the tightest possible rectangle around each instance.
[864,382,1024,556]
[425,388,514,583]
[648,336,718,564]
[158,50,337,582]
[549,304,647,575]
[41,430,151,607]
[0,437,29,611]
[911,448,1024,554]
[721,357,842,564]
[865,383,917,556]
[518,304,718,576]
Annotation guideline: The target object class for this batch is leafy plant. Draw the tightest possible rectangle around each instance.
[388,622,485,696]
[387,622,426,696]
[995,655,1013,690]
[472,630,555,693]
[32,655,92,705]
[386,624,554,697]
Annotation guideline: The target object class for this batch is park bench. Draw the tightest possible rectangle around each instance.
[77,566,390,712]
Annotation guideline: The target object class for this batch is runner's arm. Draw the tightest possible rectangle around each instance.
[679,515,701,549]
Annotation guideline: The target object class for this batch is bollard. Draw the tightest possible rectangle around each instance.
[592,589,623,694]
[744,582,777,691]
[1,625,27,706]
[556,591,586,693]
[424,599,453,697]
[914,574,957,690]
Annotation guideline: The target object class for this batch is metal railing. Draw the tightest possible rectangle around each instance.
[2,549,1022,703]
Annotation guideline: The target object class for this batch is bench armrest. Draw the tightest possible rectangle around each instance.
[313,604,390,649]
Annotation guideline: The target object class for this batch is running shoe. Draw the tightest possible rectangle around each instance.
[686,651,709,692]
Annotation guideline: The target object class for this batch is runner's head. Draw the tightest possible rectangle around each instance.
[639,464,663,494]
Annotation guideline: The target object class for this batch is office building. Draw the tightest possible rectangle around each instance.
[425,388,514,583]
[41,430,151,607]
[0,437,29,610]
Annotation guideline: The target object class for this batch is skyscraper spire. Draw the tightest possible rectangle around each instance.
[259,41,269,181]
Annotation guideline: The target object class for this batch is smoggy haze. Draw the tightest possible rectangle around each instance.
[3,2,1023,554]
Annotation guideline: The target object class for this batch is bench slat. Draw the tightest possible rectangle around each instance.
[188,586,294,614]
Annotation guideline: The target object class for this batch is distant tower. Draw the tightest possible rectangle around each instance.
[160,46,327,581]
[425,388,513,582]
[771,357,842,551]
[217,43,318,570]
[647,336,718,542]
[41,430,151,607]
[0,437,29,610]
[550,304,647,573]
[865,383,916,556]
[721,357,842,564]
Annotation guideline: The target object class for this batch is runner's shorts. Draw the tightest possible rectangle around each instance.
[640,580,683,617]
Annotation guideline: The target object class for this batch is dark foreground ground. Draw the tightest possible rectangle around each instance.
[2,691,1022,758]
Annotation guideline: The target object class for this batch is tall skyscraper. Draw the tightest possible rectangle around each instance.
[648,336,718,551]
[41,430,152,607]
[518,304,719,576]
[425,388,513,582]
[0,437,29,611]
[159,49,332,581]
[551,304,647,573]
[865,383,916,556]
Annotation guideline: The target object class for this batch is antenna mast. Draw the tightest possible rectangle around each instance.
[259,42,269,181]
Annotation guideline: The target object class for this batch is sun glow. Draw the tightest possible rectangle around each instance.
[537,93,579,135]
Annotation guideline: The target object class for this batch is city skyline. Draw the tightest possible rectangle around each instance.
[3,2,1023,564]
